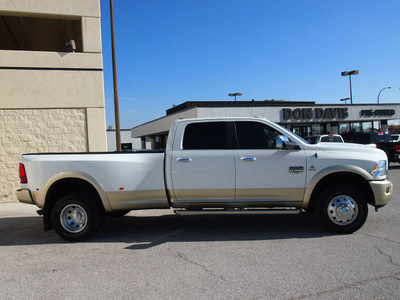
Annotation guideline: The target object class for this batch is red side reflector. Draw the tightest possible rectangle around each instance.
[19,163,28,184]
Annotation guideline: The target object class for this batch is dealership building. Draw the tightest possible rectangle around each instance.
[131,100,400,150]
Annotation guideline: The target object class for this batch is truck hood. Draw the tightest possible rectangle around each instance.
[311,142,387,160]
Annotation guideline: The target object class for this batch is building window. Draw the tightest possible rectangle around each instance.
[311,123,326,135]
[351,122,362,133]
[121,143,132,151]
[289,124,312,137]
[0,15,82,52]
[362,122,373,133]
[339,123,350,134]
[373,121,380,131]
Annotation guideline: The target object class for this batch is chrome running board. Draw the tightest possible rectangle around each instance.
[173,208,301,215]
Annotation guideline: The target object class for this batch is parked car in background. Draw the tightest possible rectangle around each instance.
[342,132,400,163]
[305,134,344,144]
[391,134,400,142]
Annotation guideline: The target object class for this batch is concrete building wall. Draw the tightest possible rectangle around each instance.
[0,108,87,202]
[0,0,100,17]
[0,0,106,202]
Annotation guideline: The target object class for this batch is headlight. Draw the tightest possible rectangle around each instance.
[370,160,387,178]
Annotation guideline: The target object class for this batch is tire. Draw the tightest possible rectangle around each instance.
[51,193,105,242]
[107,210,130,218]
[316,185,368,234]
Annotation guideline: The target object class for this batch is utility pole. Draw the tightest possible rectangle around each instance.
[110,0,121,152]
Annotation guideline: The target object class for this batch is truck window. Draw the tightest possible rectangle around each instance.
[320,136,343,143]
[183,122,228,149]
[371,133,393,143]
[309,136,317,144]
[235,122,281,149]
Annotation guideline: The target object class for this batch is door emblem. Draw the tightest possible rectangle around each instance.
[289,166,304,174]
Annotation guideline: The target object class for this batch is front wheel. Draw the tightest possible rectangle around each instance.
[316,185,368,234]
[51,194,105,241]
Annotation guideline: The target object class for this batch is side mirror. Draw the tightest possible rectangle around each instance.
[276,135,300,150]
[276,135,288,149]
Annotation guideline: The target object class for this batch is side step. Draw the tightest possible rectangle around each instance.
[174,208,301,215]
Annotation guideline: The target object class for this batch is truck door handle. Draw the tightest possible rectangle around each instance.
[177,158,192,162]
[240,157,256,161]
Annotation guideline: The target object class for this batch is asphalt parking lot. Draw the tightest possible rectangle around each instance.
[1,165,399,300]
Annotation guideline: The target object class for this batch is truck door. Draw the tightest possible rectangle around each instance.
[170,121,235,204]
[233,121,306,206]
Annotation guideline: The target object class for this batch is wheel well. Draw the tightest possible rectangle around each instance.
[308,172,374,212]
[43,178,105,230]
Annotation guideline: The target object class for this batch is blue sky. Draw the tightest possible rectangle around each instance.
[100,0,400,129]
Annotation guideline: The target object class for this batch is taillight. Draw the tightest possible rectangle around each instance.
[396,145,400,153]
[19,163,28,184]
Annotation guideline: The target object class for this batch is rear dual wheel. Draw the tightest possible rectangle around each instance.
[316,185,368,234]
[51,194,105,241]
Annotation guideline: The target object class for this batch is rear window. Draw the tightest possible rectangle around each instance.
[371,133,393,143]
[320,136,343,143]
[183,122,228,149]
[342,133,369,144]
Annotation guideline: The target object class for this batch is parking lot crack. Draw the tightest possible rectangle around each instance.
[289,271,400,300]
[376,247,400,268]
[176,251,230,283]
[360,233,400,246]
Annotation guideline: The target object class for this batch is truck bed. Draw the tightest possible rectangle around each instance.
[20,151,169,210]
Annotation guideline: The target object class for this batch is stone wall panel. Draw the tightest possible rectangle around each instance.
[0,108,87,202]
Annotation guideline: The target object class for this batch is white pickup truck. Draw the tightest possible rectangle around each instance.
[17,117,393,241]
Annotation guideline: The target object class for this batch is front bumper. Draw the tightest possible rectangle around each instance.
[16,189,34,205]
[369,180,393,207]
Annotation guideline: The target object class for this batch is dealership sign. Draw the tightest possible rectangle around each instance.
[282,107,349,121]
[360,109,395,117]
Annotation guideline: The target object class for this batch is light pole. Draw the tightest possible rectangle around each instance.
[341,70,359,104]
[228,92,242,102]
[377,87,391,104]
[110,0,121,152]
[340,97,350,104]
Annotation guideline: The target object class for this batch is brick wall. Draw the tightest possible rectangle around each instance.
[0,108,87,203]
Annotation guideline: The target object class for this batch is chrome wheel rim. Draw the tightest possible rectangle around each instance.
[60,204,87,233]
[327,195,358,226]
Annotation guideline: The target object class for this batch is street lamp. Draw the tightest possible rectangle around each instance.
[340,97,350,104]
[341,70,359,104]
[228,92,242,102]
[377,87,391,104]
